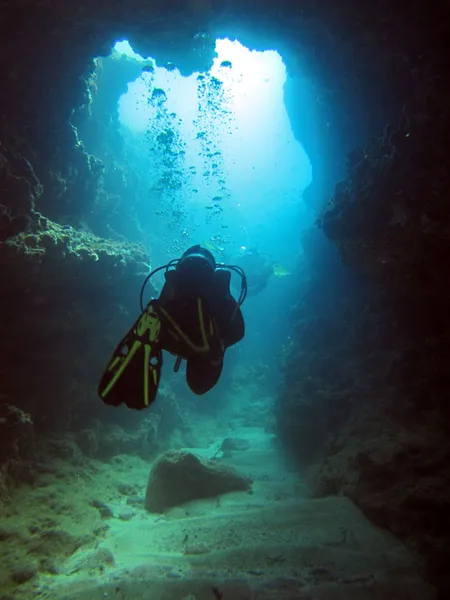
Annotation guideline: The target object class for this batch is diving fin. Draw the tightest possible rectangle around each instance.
[98,301,163,410]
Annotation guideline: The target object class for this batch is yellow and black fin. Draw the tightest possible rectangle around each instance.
[98,302,163,410]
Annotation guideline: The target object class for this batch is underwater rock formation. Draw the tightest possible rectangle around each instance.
[145,450,252,512]
[0,142,42,240]
[74,54,154,243]
[278,7,450,593]
[311,14,450,591]
[1,215,148,288]
[280,96,450,589]
[0,216,150,433]
[279,227,450,591]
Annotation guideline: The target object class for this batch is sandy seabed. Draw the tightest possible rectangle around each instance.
[8,426,431,600]
[26,428,435,600]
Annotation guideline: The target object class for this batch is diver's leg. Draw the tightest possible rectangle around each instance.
[186,356,223,395]
[215,296,245,348]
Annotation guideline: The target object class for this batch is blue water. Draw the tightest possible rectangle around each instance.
[82,38,314,388]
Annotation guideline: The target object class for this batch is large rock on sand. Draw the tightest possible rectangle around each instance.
[145,450,252,512]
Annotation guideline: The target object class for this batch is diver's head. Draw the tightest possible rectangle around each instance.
[180,245,216,270]
[240,245,259,257]
[175,245,216,291]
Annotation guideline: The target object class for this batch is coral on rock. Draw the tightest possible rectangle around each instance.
[0,216,151,431]
[0,214,149,290]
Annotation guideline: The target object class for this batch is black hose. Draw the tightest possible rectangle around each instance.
[140,260,247,312]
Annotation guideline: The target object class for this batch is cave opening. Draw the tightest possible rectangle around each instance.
[76,35,314,374]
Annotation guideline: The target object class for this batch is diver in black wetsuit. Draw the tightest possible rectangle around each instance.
[98,245,246,409]
[235,247,274,296]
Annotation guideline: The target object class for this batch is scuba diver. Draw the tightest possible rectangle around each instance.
[98,245,247,410]
[234,247,291,297]
[235,247,275,296]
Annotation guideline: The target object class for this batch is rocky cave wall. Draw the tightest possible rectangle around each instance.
[275,1,450,594]
[1,0,450,593]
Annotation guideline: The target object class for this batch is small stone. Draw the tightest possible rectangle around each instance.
[145,450,252,513]
[118,511,134,521]
[91,499,114,519]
